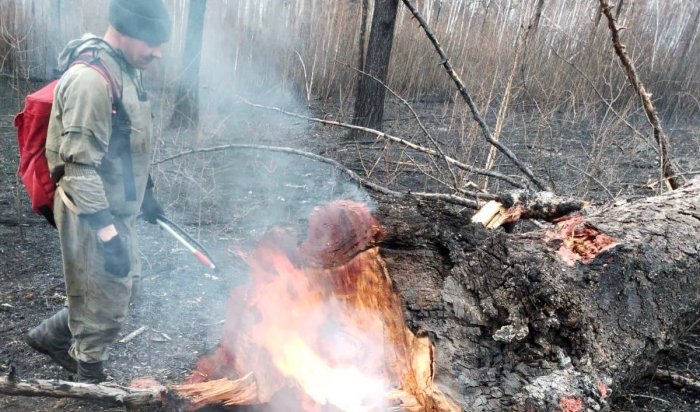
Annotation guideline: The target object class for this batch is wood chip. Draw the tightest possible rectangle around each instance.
[119,326,148,343]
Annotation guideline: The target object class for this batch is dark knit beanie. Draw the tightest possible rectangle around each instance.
[109,0,171,45]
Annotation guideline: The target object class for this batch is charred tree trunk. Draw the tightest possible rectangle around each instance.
[374,178,700,411]
[352,0,399,137]
[170,0,207,130]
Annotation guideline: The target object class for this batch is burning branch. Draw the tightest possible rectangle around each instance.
[172,374,258,408]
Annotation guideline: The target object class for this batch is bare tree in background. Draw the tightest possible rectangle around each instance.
[171,0,207,130]
[589,3,603,45]
[352,0,399,135]
[615,0,625,19]
[678,5,700,63]
[358,0,369,73]
[531,0,545,34]
[599,0,680,189]
[48,0,63,79]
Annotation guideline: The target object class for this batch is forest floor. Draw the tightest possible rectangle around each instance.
[0,77,699,411]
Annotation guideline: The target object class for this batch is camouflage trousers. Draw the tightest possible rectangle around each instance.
[54,195,141,363]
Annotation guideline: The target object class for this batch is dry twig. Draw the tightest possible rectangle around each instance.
[119,326,147,344]
[654,368,700,393]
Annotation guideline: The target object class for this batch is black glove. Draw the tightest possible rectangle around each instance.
[140,178,164,224]
[102,235,130,278]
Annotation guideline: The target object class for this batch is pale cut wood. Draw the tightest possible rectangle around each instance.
[471,200,502,226]
[0,376,165,407]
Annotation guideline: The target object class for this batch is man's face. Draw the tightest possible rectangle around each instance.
[121,36,163,70]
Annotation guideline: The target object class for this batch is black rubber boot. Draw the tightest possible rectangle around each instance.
[25,308,77,373]
[77,361,106,383]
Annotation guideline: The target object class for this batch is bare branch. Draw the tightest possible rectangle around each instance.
[154,143,586,220]
[654,369,700,393]
[598,0,682,190]
[399,0,550,192]
[153,143,486,208]
[236,98,527,189]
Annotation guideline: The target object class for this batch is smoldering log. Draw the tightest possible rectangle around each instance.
[375,178,700,411]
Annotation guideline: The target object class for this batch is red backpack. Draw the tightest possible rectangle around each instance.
[14,53,120,226]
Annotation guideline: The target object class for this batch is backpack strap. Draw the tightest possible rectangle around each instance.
[70,53,122,102]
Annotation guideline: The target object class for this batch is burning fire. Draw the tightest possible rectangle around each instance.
[176,201,459,412]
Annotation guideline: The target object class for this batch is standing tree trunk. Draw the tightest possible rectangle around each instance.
[170,0,207,130]
[47,0,63,79]
[615,0,625,19]
[531,0,545,34]
[588,4,603,45]
[352,0,399,135]
[358,0,369,73]
[677,5,700,65]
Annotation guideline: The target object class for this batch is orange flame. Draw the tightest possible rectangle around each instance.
[184,201,459,412]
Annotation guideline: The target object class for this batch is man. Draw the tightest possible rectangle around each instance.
[24,0,170,382]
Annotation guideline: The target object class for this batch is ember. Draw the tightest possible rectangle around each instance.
[176,200,459,411]
[545,215,618,266]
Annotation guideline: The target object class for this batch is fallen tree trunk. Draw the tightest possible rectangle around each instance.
[375,177,700,411]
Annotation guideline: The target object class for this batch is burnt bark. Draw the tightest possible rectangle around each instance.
[352,0,399,135]
[374,178,700,411]
[170,0,207,130]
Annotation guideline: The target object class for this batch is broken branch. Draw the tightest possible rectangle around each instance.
[0,375,165,408]
[155,143,585,220]
[654,368,700,393]
[119,326,147,344]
